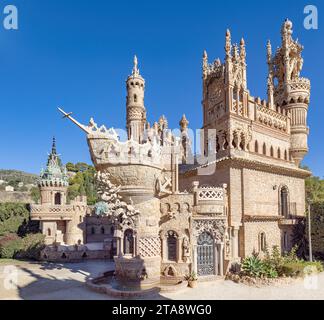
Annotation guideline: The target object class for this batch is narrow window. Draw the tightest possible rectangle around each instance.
[54,192,62,205]
[280,187,289,217]
[259,233,266,252]
[255,140,259,153]
[167,231,177,261]
[263,143,267,155]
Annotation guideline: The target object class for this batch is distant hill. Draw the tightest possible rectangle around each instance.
[0,170,38,185]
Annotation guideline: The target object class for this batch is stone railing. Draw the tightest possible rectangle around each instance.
[196,187,224,201]
[255,104,288,132]
[288,78,310,92]
[30,204,74,215]
[192,183,227,216]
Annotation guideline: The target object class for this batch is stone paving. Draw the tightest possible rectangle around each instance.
[0,260,323,300]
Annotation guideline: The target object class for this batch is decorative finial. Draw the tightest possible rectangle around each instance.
[132,55,140,76]
[225,29,232,57]
[179,114,189,131]
[203,50,208,77]
[267,40,272,63]
[240,38,246,60]
[203,50,208,59]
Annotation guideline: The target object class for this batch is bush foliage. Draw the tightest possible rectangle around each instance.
[0,233,45,260]
[0,203,30,236]
[241,246,323,279]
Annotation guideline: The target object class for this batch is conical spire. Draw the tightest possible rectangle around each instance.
[40,138,68,187]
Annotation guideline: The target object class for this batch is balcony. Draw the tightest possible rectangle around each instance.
[30,204,74,221]
[279,202,301,225]
[193,185,227,216]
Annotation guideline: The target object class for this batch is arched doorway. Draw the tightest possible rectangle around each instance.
[197,232,215,276]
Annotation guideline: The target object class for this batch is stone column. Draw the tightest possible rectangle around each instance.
[214,241,219,275]
[175,154,179,193]
[219,243,224,276]
[177,237,182,263]
[133,234,137,257]
[193,245,197,274]
[161,237,167,262]
[231,226,239,261]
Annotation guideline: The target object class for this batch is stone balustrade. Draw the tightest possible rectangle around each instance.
[30,204,75,220]
[196,187,224,201]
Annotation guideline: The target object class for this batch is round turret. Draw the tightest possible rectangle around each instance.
[126,56,146,143]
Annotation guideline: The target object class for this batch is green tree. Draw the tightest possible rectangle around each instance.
[66,162,77,172]
[67,163,98,205]
[30,187,41,204]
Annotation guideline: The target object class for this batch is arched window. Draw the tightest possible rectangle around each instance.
[270,146,274,157]
[284,150,288,160]
[280,186,289,217]
[110,225,114,235]
[277,148,281,159]
[259,233,267,252]
[263,143,267,155]
[124,229,134,255]
[47,228,51,236]
[167,231,177,261]
[91,227,95,235]
[54,193,62,205]
[79,216,82,223]
[255,140,259,153]
[134,94,137,102]
[101,226,105,234]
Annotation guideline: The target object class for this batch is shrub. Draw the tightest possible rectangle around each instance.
[0,203,30,236]
[242,254,265,278]
[0,233,45,260]
[281,260,323,277]
[0,238,23,259]
[15,233,45,260]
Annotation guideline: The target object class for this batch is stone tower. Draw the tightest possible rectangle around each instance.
[126,55,147,144]
[268,19,311,165]
[202,30,251,154]
[31,138,87,246]
[38,137,69,209]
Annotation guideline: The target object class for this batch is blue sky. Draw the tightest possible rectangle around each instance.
[0,0,323,177]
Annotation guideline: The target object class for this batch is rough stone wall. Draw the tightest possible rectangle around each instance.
[85,215,115,243]
[243,221,281,257]
[242,168,305,217]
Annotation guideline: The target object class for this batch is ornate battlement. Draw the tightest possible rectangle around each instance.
[255,103,289,133]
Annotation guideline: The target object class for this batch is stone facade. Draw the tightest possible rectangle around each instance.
[32,20,311,285]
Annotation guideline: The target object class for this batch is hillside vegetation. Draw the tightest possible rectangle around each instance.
[0,169,38,185]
